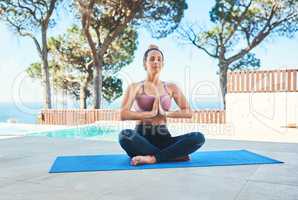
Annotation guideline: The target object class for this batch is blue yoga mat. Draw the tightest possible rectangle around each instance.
[49,150,283,173]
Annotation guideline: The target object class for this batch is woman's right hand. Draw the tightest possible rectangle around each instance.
[150,94,160,118]
[146,84,160,118]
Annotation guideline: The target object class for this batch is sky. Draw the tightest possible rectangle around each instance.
[0,0,298,108]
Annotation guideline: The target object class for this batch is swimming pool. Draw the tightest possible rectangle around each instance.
[0,121,136,141]
[0,121,218,141]
[28,121,207,142]
[30,124,121,141]
[0,122,68,139]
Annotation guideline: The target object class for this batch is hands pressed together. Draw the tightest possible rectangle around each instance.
[147,85,167,119]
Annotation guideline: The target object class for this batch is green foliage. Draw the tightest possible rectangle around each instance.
[229,53,260,71]
[103,25,138,74]
[0,0,62,33]
[180,0,298,106]
[84,0,188,39]
[209,0,298,51]
[26,24,137,106]
[63,0,187,108]
[183,0,298,68]
[26,63,42,79]
[102,76,123,103]
[138,0,188,38]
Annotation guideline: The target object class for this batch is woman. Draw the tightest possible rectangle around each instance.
[119,44,205,166]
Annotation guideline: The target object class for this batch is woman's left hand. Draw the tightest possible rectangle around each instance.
[158,101,167,116]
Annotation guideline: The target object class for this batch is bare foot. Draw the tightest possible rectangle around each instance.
[130,155,157,166]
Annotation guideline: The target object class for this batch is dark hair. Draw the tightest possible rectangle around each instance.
[143,45,164,67]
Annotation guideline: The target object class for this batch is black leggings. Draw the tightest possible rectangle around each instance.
[118,124,205,162]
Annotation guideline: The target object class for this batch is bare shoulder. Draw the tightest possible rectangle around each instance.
[165,82,180,93]
[121,82,143,107]
[126,81,143,94]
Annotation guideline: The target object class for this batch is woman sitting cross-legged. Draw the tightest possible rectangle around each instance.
[119,44,205,166]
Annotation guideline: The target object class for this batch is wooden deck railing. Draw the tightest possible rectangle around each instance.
[227,69,298,93]
[40,109,226,125]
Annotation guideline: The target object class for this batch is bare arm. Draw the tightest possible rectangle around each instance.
[120,83,159,120]
[164,83,192,118]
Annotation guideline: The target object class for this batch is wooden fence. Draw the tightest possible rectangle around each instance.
[40,109,226,125]
[227,69,298,93]
[40,68,297,125]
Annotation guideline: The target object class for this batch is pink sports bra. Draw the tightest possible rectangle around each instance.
[134,81,172,112]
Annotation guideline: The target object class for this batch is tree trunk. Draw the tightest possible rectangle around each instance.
[219,63,228,109]
[41,25,52,109]
[80,69,93,109]
[80,9,102,109]
[80,84,87,109]
[93,58,103,109]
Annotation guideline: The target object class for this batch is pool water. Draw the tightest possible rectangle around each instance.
[30,125,121,141]
[28,122,203,141]
[1,122,202,141]
[0,123,71,140]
